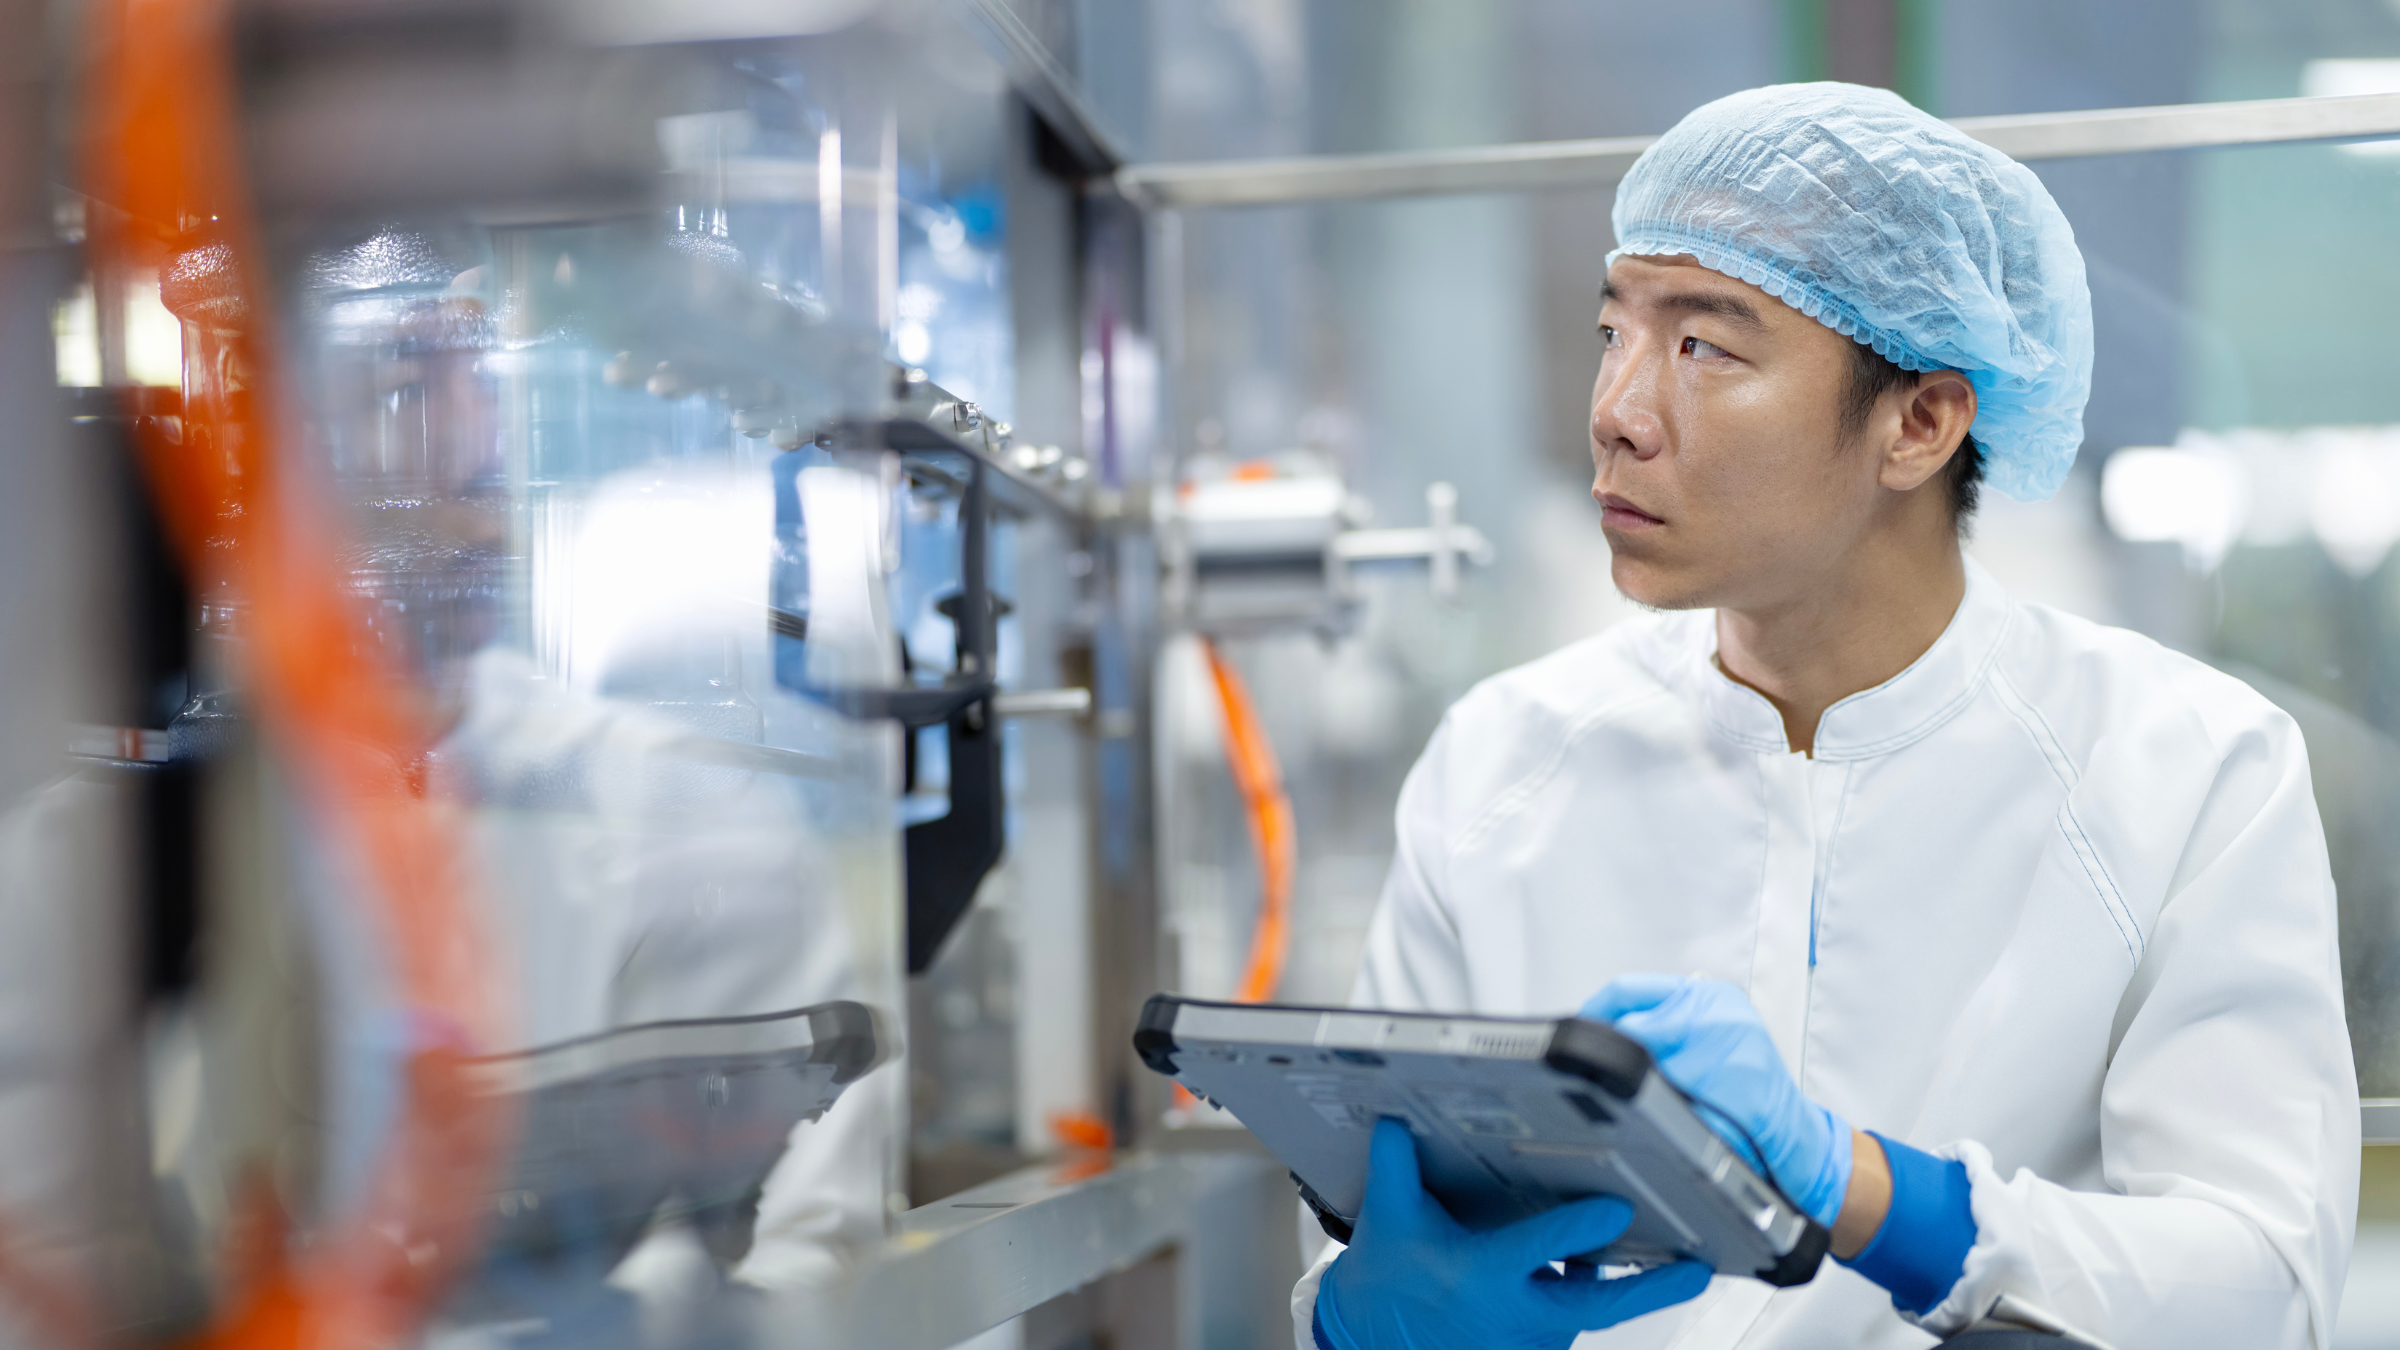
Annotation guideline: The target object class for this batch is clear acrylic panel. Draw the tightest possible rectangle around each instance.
[112,9,1028,1344]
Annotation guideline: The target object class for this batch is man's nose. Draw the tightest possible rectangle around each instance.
[1590,349,1665,462]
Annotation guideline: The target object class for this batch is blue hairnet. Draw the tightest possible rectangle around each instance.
[1609,83,2093,501]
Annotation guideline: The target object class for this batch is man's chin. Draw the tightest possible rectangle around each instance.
[1610,560,1715,613]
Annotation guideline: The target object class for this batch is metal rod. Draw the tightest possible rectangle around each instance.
[1115,135,1658,210]
[1113,91,2400,210]
[2365,1098,2400,1146]
[992,687,1093,719]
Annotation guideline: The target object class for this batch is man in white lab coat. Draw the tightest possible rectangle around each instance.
[1294,84,2357,1350]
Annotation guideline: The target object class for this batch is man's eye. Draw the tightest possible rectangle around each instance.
[1680,335,1729,360]
[1600,326,1620,348]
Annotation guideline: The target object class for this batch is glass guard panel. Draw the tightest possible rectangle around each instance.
[130,15,1022,1345]
[2019,139,2400,1098]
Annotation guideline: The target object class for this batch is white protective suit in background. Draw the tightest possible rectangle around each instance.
[1292,560,2358,1350]
[431,649,892,1300]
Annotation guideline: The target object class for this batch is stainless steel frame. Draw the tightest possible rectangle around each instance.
[1112,91,2400,209]
[2366,1099,2400,1146]
[762,1152,1295,1350]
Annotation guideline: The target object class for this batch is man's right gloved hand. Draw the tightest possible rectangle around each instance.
[1313,1118,1713,1350]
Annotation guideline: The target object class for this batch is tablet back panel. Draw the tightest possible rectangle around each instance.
[1137,996,1826,1286]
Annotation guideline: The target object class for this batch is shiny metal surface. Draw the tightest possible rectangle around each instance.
[992,687,1094,718]
[1114,92,2400,209]
[1116,134,1657,209]
[755,1150,1288,1350]
[1960,91,2400,161]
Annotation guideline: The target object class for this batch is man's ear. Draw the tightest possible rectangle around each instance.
[1878,370,1978,492]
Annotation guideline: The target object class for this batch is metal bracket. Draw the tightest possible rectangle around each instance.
[805,420,1000,730]
[904,696,1004,974]
[789,419,1096,971]
[783,419,1009,974]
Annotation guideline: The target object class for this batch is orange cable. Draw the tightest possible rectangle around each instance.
[1199,639,1294,1005]
[82,0,514,1344]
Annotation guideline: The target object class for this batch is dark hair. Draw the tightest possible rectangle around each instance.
[1842,341,1984,532]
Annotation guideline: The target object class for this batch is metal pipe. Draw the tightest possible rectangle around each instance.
[992,687,1093,719]
[1113,91,2400,210]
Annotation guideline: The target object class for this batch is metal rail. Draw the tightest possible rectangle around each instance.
[753,1150,1290,1349]
[1113,91,2400,210]
[885,371,1098,521]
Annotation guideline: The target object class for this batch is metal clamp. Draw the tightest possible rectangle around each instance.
[785,419,1009,974]
[1329,481,1496,601]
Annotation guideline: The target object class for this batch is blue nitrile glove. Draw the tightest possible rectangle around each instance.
[1844,1132,1977,1315]
[1580,976,1854,1228]
[1314,1117,1712,1350]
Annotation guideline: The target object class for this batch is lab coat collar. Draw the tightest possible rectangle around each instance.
[1673,556,2012,761]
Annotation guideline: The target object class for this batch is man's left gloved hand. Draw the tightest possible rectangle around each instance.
[1579,975,1853,1228]
[1313,1117,1712,1350]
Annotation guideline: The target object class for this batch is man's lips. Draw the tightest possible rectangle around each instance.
[1596,492,1663,530]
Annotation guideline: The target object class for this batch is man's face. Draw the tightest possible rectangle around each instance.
[1589,254,1890,612]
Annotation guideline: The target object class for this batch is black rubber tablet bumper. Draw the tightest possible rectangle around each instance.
[1135,993,1181,1076]
[1540,1016,1652,1099]
[1294,1172,1355,1244]
[806,1000,888,1084]
[1756,1216,1831,1287]
[1546,1014,1829,1288]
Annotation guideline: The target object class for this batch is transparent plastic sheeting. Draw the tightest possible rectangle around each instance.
[0,17,1042,1349]
[289,213,909,1334]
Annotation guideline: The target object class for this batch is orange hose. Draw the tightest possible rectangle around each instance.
[1199,639,1294,1005]
[83,0,513,1345]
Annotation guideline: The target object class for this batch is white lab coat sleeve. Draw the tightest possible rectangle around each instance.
[1919,704,2358,1349]
[1292,1234,1342,1350]
[1351,711,1473,1015]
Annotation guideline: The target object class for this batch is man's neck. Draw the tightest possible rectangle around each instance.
[1712,535,1967,757]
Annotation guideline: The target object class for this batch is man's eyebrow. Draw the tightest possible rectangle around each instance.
[1597,280,1767,331]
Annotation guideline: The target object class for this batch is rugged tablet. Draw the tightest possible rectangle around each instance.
[1135,994,1827,1286]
